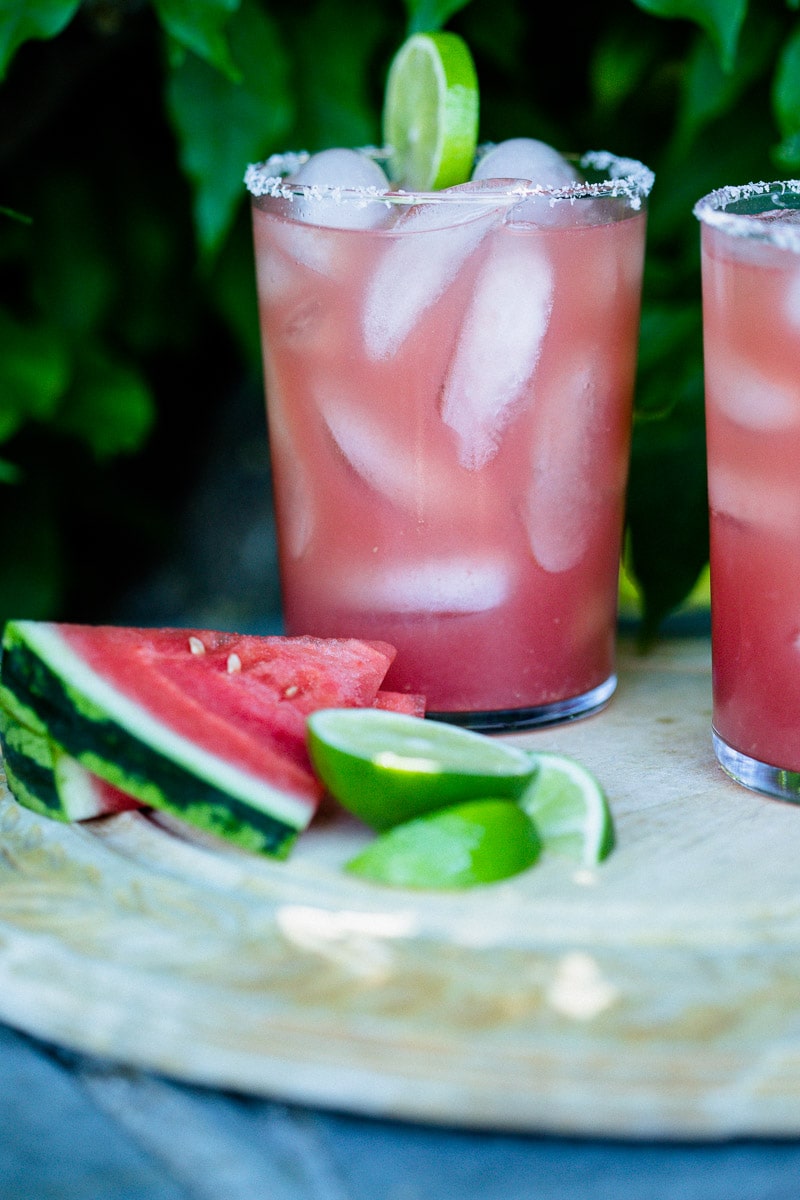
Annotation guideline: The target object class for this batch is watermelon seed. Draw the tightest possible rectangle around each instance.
[227,653,242,674]
[284,684,299,698]
[189,637,206,655]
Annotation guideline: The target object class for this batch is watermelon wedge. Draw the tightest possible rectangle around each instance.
[0,621,400,857]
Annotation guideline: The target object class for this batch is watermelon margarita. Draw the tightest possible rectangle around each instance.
[246,147,652,728]
[696,182,800,798]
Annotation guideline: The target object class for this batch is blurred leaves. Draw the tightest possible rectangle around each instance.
[1,0,800,631]
[773,22,800,164]
[0,0,80,79]
[52,348,155,460]
[630,0,747,71]
[153,0,241,79]
[0,313,70,439]
[166,0,292,259]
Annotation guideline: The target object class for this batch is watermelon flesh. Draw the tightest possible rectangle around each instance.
[373,691,427,717]
[53,625,397,779]
[0,622,407,857]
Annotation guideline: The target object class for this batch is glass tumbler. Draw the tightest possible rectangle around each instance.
[247,149,653,731]
[695,180,800,799]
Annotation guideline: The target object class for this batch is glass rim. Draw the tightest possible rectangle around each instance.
[244,146,654,211]
[693,179,800,249]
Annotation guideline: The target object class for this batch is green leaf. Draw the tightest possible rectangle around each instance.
[0,0,80,80]
[152,0,241,81]
[55,348,155,460]
[0,459,22,484]
[210,209,261,365]
[291,0,388,152]
[0,311,70,441]
[774,128,800,168]
[590,25,660,115]
[626,301,709,639]
[30,171,115,336]
[773,23,800,142]
[404,0,474,34]
[675,13,780,147]
[166,0,292,260]
[630,0,747,72]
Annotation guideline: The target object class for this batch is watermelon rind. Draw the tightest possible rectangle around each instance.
[0,696,135,822]
[0,702,66,821]
[0,695,291,854]
[0,621,316,857]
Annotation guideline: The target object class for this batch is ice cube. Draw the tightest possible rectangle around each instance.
[267,219,339,276]
[289,149,391,231]
[362,181,511,360]
[266,390,314,558]
[440,235,553,469]
[472,138,579,187]
[256,245,294,303]
[751,208,800,226]
[317,386,452,515]
[338,555,511,614]
[278,295,337,356]
[707,356,799,430]
[523,358,599,573]
[786,268,800,328]
[473,138,583,225]
[709,464,800,536]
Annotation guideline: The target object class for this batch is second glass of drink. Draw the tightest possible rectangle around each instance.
[696,180,800,799]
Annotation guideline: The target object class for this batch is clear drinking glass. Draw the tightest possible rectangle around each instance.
[695,180,800,799]
[246,149,653,731]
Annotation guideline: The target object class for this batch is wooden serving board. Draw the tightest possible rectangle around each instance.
[0,636,799,1140]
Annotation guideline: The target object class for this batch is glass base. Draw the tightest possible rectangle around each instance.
[427,674,617,734]
[712,729,800,803]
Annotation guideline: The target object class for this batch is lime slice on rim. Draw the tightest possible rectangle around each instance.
[382,31,479,190]
[520,752,615,865]
[345,799,541,889]
[306,708,538,830]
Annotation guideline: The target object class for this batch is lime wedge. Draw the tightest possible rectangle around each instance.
[345,799,541,889]
[306,708,538,830]
[520,752,615,865]
[382,31,479,190]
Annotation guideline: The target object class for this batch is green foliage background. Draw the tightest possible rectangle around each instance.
[1,0,798,635]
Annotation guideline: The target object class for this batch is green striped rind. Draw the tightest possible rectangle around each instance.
[0,702,65,820]
[0,689,130,822]
[0,679,49,737]
[0,623,304,858]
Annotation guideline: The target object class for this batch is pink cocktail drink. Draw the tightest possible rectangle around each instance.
[696,182,800,797]
[247,149,652,729]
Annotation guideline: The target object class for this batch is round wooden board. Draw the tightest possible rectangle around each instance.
[1,636,799,1140]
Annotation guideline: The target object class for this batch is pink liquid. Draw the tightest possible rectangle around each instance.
[701,220,800,770]
[252,194,646,716]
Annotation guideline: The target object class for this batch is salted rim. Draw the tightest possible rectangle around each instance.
[693,179,800,250]
[244,147,654,211]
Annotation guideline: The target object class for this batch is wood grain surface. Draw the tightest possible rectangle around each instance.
[0,636,798,1140]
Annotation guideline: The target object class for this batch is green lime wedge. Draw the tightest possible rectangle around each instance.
[345,798,541,889]
[520,752,615,865]
[306,708,538,830]
[382,30,479,190]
